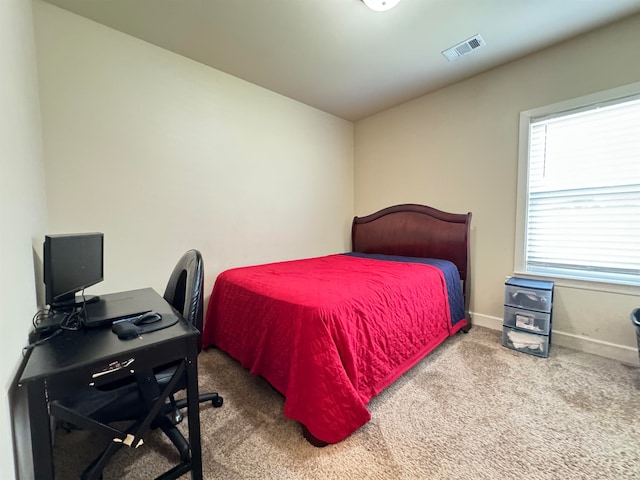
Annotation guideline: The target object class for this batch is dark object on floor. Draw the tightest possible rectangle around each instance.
[631,308,640,364]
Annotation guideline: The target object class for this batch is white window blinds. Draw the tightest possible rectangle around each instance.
[525,96,640,285]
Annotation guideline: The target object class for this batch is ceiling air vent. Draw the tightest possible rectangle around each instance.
[442,34,485,62]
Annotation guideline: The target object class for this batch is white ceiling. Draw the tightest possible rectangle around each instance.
[43,0,640,121]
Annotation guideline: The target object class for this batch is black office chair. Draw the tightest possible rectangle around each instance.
[62,249,222,479]
[161,249,223,424]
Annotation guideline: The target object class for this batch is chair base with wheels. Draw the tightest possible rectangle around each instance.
[171,392,223,424]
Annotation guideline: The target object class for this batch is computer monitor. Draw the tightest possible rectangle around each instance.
[43,232,104,310]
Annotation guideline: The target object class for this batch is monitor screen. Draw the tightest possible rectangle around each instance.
[43,232,104,309]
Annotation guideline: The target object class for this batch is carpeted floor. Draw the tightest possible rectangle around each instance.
[53,326,640,479]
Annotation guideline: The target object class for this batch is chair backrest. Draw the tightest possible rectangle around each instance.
[163,249,204,351]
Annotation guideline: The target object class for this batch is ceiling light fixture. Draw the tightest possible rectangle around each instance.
[362,0,401,12]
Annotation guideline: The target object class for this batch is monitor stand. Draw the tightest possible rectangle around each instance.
[51,294,101,311]
[34,296,101,334]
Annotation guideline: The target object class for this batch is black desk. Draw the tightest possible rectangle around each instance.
[15,288,203,480]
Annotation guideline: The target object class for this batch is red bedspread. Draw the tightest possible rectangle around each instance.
[202,254,466,444]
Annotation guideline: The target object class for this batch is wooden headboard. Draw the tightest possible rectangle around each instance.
[351,204,472,321]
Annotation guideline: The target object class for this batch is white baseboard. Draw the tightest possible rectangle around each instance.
[470,312,640,366]
[470,312,503,331]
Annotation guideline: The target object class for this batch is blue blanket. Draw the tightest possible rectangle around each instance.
[343,252,465,326]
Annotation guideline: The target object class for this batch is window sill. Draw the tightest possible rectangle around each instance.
[511,271,640,297]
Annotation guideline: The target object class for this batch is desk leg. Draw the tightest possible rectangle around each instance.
[26,379,55,479]
[186,340,203,480]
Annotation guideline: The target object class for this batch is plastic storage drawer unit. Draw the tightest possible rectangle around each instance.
[502,277,554,358]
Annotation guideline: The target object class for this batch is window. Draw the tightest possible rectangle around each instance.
[516,83,640,286]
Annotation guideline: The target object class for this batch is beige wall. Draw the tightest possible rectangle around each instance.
[34,2,354,305]
[354,14,640,364]
[1,1,48,478]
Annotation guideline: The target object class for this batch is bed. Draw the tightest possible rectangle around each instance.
[201,203,472,445]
